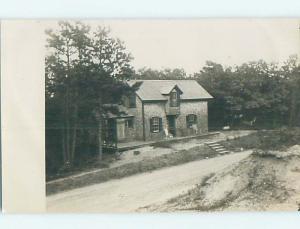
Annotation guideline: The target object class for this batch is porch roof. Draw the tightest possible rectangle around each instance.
[103,104,133,119]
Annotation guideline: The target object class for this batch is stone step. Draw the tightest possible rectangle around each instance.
[215,148,226,152]
[208,143,221,147]
[205,141,230,154]
[218,150,230,154]
[211,146,223,149]
[205,141,217,145]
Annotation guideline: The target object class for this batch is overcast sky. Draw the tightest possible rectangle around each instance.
[47,19,300,74]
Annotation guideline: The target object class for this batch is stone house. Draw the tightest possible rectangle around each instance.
[103,80,213,145]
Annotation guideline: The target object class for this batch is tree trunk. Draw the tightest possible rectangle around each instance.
[64,44,72,166]
[289,84,297,127]
[66,85,71,164]
[98,97,103,161]
[70,103,78,163]
[61,88,70,167]
[61,127,66,163]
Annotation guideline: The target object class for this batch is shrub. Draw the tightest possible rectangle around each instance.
[133,150,141,155]
[222,127,300,152]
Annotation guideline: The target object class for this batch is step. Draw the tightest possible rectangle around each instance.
[208,143,221,147]
[211,146,223,149]
[215,148,226,151]
[218,150,230,154]
[205,141,217,145]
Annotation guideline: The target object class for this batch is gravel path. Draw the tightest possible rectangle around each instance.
[47,151,251,213]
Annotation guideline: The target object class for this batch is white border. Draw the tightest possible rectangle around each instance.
[0,0,299,18]
[1,0,300,228]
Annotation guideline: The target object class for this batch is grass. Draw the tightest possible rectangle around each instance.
[165,172,238,211]
[152,141,173,148]
[47,153,115,181]
[221,127,300,152]
[47,145,217,195]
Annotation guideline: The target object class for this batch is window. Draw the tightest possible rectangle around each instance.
[170,91,179,107]
[129,94,136,108]
[125,118,134,128]
[186,114,197,128]
[150,117,162,133]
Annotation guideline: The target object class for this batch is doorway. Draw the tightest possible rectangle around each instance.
[116,119,126,140]
[167,115,176,137]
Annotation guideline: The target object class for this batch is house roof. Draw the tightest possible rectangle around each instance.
[160,84,183,95]
[128,80,213,101]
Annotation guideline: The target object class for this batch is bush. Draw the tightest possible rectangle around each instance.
[133,150,141,155]
[222,127,300,152]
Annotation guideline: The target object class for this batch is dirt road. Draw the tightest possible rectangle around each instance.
[47,151,251,213]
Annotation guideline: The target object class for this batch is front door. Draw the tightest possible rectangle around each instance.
[104,119,117,146]
[117,119,126,140]
[167,115,176,137]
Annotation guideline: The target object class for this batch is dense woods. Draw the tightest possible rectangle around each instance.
[195,58,300,130]
[46,21,300,178]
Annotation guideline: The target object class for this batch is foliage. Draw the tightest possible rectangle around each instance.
[222,128,300,151]
[134,67,188,80]
[195,58,300,129]
[46,21,134,175]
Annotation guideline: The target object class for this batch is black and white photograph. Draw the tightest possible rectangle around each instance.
[32,19,300,212]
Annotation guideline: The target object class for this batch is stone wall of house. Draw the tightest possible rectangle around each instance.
[123,95,208,141]
[132,96,144,140]
[175,100,208,137]
[143,102,167,141]
[123,96,146,141]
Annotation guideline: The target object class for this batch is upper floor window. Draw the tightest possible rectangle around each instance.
[129,94,136,108]
[170,91,179,107]
[150,117,162,133]
[186,114,197,128]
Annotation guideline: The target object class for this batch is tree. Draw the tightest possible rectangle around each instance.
[195,60,294,130]
[46,21,133,171]
[281,55,300,127]
[134,67,187,80]
[195,61,233,128]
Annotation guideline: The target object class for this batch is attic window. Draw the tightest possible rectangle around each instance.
[170,90,179,107]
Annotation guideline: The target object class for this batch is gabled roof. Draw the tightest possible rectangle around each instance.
[127,80,213,101]
[160,84,183,95]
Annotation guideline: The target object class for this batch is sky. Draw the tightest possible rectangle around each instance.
[47,19,300,74]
